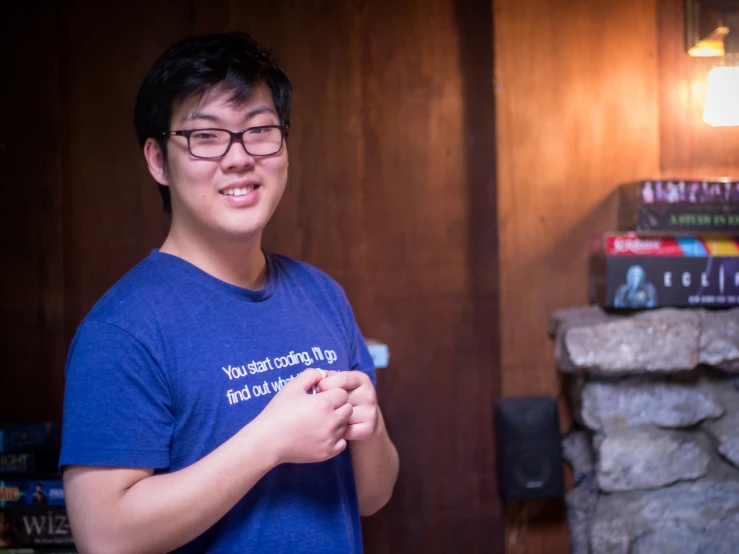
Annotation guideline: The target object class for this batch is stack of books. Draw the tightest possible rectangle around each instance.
[590,179,739,309]
[0,423,75,553]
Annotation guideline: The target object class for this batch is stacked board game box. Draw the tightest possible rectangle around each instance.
[0,507,73,549]
[618,179,739,234]
[590,233,739,309]
[591,178,739,309]
[0,424,73,551]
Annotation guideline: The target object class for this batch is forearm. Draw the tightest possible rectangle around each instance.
[66,421,278,554]
[349,408,399,516]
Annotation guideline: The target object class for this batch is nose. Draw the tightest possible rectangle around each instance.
[221,136,255,170]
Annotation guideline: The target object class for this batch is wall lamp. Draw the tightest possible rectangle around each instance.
[686,0,739,125]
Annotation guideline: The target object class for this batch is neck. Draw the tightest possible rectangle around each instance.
[160,222,268,290]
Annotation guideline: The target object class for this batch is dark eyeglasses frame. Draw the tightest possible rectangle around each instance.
[161,124,289,159]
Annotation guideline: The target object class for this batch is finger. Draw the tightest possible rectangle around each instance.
[313,371,343,392]
[343,422,371,441]
[309,369,326,395]
[317,370,368,392]
[332,438,347,455]
[345,404,374,426]
[333,402,354,424]
[316,387,349,409]
[289,369,326,393]
[333,422,348,441]
[346,411,363,426]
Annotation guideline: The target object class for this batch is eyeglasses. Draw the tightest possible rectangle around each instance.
[162,125,288,159]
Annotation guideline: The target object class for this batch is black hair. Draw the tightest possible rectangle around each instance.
[134,32,292,213]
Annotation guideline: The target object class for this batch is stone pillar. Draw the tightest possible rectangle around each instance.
[552,307,739,554]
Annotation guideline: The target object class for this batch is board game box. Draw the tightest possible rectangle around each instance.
[0,450,60,477]
[0,426,59,455]
[0,507,73,548]
[618,179,739,234]
[590,233,739,308]
[0,481,64,508]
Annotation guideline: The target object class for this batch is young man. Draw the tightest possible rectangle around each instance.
[60,32,399,554]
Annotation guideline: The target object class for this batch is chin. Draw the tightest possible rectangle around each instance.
[216,224,266,242]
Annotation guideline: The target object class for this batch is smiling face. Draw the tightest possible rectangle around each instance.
[146,83,288,246]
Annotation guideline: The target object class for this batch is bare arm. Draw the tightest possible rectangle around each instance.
[349,407,399,516]
[64,370,351,554]
[65,422,275,554]
[317,371,399,516]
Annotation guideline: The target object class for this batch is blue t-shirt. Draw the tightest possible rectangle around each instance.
[60,250,376,553]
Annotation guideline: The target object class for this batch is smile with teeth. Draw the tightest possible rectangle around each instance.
[221,185,257,197]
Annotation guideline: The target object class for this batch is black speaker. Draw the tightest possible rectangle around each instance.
[494,395,565,501]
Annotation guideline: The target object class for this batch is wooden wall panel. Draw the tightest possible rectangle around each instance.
[494,0,661,552]
[658,0,739,176]
[60,0,186,331]
[360,1,501,552]
[0,4,66,425]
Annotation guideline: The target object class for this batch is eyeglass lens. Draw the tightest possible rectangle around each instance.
[189,128,283,158]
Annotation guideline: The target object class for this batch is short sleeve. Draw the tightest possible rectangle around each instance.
[337,291,376,387]
[349,321,376,386]
[60,319,174,470]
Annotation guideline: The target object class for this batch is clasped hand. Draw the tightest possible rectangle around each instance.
[314,369,378,442]
[253,368,378,465]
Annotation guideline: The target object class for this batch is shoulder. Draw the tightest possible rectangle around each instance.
[81,254,178,334]
[66,256,178,382]
[269,253,336,282]
[267,253,359,332]
[269,253,348,302]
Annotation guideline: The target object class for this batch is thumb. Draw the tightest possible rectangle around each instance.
[288,368,325,393]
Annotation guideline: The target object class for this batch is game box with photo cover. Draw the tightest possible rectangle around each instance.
[618,179,739,234]
[0,481,64,508]
[0,449,60,477]
[0,426,58,455]
[0,507,73,548]
[589,233,739,309]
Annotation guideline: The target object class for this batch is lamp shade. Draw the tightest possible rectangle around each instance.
[703,66,739,126]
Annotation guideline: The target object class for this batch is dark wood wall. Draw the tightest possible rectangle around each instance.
[1,5,67,428]
[1,1,501,553]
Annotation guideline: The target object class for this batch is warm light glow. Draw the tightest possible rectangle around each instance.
[703,66,739,126]
[688,43,725,57]
[687,30,728,57]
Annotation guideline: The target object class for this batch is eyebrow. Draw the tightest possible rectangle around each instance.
[183,106,278,124]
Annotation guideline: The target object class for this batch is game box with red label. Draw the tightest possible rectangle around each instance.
[590,233,739,308]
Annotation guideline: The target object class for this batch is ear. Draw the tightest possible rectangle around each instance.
[143,138,169,186]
